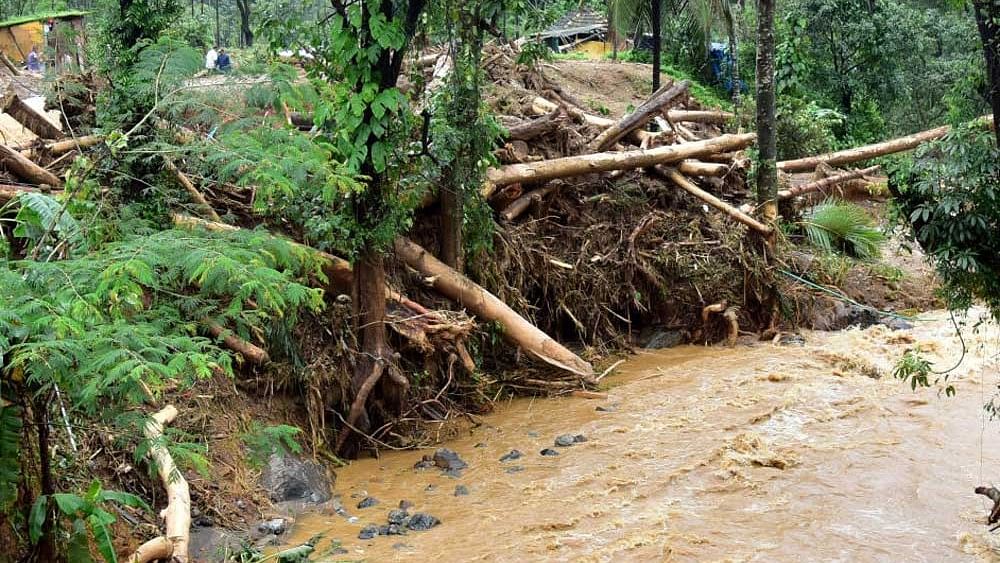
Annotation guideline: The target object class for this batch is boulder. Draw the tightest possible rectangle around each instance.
[260,453,333,503]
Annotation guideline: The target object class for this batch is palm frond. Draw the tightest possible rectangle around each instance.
[801,199,885,259]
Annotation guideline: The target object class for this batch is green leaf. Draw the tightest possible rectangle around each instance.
[88,513,118,563]
[29,495,47,544]
[52,493,87,516]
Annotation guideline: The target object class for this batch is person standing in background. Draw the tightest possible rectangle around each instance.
[216,48,231,72]
[27,45,40,72]
[205,45,218,71]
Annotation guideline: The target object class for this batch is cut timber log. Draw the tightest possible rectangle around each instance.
[20,135,103,159]
[0,87,63,140]
[589,80,690,152]
[394,237,595,383]
[677,160,730,177]
[484,133,756,197]
[206,322,269,364]
[657,167,773,236]
[0,184,61,204]
[778,115,994,173]
[500,183,559,221]
[777,166,880,201]
[164,159,221,222]
[125,406,190,563]
[532,96,734,128]
[0,144,62,186]
[505,108,564,141]
[0,53,20,76]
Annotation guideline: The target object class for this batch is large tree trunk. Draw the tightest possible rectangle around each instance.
[974,0,1000,146]
[394,237,596,383]
[440,183,463,271]
[651,0,662,92]
[777,116,994,173]
[236,0,253,48]
[754,0,777,224]
[588,80,689,152]
[0,88,61,140]
[0,144,62,186]
[484,133,756,195]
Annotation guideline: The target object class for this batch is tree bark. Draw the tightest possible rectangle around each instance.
[236,0,253,48]
[651,0,662,92]
[394,237,596,383]
[18,135,103,159]
[163,158,221,222]
[754,0,777,224]
[0,88,63,140]
[484,133,756,196]
[973,0,1000,146]
[125,405,190,563]
[532,97,733,126]
[0,144,62,186]
[504,108,563,141]
[656,167,773,235]
[677,160,730,177]
[776,116,994,173]
[777,165,879,200]
[31,396,57,562]
[500,183,559,221]
[589,80,689,152]
[206,322,269,364]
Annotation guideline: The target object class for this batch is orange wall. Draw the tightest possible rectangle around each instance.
[0,22,44,64]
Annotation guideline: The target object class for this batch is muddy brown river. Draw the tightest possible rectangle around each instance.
[281,311,1000,561]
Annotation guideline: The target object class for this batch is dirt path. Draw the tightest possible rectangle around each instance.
[278,311,1000,561]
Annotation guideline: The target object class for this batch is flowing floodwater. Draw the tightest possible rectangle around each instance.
[282,311,1000,561]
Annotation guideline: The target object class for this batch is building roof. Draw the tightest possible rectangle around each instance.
[539,8,607,40]
[0,10,88,28]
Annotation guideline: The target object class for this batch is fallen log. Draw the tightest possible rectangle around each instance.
[656,167,773,236]
[164,159,221,222]
[678,160,730,177]
[777,165,880,201]
[0,144,62,186]
[125,406,190,563]
[0,87,63,140]
[588,80,690,152]
[500,183,560,221]
[532,96,733,128]
[778,115,994,173]
[0,184,61,204]
[19,135,103,159]
[505,108,564,141]
[0,53,20,76]
[393,237,596,383]
[206,322,269,364]
[484,133,757,197]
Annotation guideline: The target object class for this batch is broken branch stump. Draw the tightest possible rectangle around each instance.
[656,167,773,236]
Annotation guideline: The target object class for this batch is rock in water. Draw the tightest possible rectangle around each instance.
[433,448,468,472]
[387,509,409,525]
[595,405,617,412]
[256,518,287,535]
[398,500,414,510]
[573,434,588,443]
[499,449,523,462]
[357,496,379,509]
[554,434,577,447]
[406,513,441,531]
[454,485,469,496]
[358,524,379,540]
[540,448,560,456]
[505,466,524,474]
[260,454,333,503]
[644,329,684,349]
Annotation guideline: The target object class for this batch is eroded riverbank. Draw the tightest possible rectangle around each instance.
[281,312,1000,561]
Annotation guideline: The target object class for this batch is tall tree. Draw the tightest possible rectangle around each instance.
[236,0,253,47]
[972,0,999,146]
[755,0,777,223]
[651,0,662,90]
